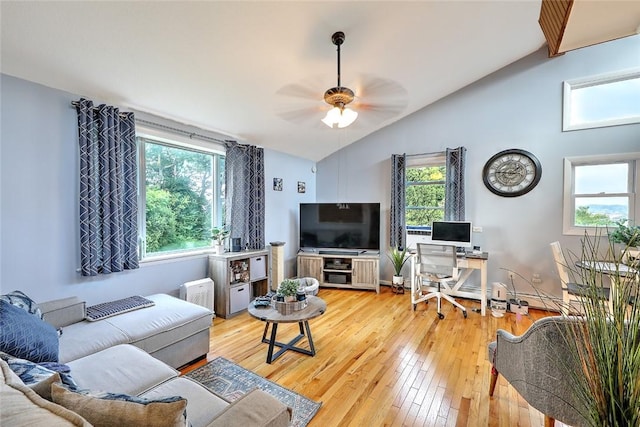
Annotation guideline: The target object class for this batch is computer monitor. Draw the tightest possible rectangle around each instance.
[430,221,472,248]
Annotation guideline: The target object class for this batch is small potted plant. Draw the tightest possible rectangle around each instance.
[609,220,640,248]
[278,279,300,302]
[211,227,230,254]
[387,246,410,292]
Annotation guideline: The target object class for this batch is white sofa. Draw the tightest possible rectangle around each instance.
[1,292,291,427]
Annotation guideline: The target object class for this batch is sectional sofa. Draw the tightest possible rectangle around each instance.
[0,291,291,427]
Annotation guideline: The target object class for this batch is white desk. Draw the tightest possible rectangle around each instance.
[410,251,489,316]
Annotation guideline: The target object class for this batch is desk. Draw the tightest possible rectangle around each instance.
[575,260,638,313]
[410,252,489,316]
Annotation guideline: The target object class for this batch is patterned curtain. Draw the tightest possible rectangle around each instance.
[390,154,406,249]
[224,142,265,250]
[444,146,466,221]
[76,98,138,276]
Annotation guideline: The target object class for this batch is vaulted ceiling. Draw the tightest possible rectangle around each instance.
[2,2,638,161]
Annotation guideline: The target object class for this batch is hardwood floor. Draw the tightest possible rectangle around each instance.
[185,286,567,427]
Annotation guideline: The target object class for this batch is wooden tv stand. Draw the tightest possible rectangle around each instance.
[296,251,380,293]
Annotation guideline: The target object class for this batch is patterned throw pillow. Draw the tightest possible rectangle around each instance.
[0,290,43,319]
[0,351,77,400]
[51,383,188,427]
[0,300,59,363]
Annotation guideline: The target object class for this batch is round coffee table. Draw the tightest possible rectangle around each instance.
[247,296,327,364]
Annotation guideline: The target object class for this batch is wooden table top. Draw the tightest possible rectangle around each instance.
[247,295,327,323]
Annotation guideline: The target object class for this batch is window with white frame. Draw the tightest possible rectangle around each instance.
[563,69,640,131]
[137,132,225,259]
[563,153,639,235]
[405,153,446,228]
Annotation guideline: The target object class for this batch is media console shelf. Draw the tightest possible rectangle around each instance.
[297,252,379,293]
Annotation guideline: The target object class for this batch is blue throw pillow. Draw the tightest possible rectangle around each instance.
[0,290,43,319]
[0,300,59,363]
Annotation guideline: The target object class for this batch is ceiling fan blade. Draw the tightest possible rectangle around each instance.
[353,74,408,102]
[276,83,321,101]
[275,105,327,127]
[351,100,407,124]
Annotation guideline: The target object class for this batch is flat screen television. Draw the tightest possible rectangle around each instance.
[299,203,380,252]
[430,221,473,248]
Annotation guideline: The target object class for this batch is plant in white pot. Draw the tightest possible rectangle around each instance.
[387,246,410,289]
[211,227,229,254]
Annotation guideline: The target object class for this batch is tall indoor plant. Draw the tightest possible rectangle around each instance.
[557,232,640,426]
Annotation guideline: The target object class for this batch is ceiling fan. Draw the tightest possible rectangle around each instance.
[276,31,408,129]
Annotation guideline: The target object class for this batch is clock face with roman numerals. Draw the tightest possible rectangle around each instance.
[482,149,542,197]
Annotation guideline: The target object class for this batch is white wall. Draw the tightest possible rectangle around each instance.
[0,74,313,304]
[317,35,640,303]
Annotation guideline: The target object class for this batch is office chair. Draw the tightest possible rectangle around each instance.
[413,243,467,319]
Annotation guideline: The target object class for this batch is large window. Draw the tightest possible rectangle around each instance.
[563,69,640,131]
[563,153,639,235]
[405,154,446,228]
[138,134,225,259]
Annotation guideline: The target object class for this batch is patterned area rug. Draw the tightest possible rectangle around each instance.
[184,357,321,427]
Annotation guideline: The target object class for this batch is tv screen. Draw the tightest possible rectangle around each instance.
[430,221,472,248]
[299,203,380,251]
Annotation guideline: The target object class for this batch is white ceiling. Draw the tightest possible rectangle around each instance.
[1,1,549,161]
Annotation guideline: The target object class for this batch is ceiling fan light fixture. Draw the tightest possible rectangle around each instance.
[322,105,358,128]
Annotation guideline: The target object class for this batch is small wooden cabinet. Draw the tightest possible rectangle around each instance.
[208,249,269,318]
[297,255,323,280]
[297,252,379,293]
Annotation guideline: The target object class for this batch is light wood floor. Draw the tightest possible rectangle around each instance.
[184,286,568,427]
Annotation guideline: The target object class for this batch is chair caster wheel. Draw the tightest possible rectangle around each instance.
[438,313,445,320]
[463,311,468,318]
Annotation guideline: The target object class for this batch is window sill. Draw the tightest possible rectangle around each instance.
[140,249,214,266]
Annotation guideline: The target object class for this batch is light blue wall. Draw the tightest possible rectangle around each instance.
[264,149,316,277]
[317,35,640,301]
[0,74,313,304]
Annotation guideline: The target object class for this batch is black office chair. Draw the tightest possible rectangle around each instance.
[413,243,467,319]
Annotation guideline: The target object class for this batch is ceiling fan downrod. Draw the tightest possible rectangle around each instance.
[324,31,354,110]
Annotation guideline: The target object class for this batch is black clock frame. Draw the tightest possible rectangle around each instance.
[482,149,542,197]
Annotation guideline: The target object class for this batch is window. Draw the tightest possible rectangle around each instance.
[563,153,639,235]
[563,69,640,131]
[137,133,225,259]
[405,153,446,228]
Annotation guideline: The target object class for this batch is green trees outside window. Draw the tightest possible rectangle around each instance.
[405,165,446,227]
[141,139,225,256]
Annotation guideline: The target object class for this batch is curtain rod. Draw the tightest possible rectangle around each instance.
[405,151,443,158]
[70,100,130,118]
[135,118,234,145]
[70,101,234,144]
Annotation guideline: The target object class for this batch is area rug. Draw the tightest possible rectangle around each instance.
[184,357,321,427]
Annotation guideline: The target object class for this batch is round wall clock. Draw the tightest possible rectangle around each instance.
[482,149,542,197]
